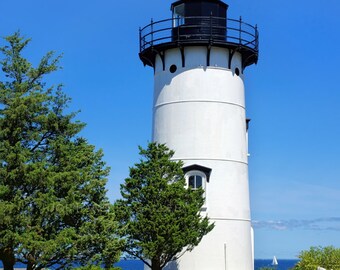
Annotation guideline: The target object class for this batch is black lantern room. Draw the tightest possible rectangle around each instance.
[171,0,228,41]
[139,0,258,70]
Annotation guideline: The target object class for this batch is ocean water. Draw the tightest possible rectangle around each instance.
[254,259,299,270]
[115,259,299,270]
[1,259,299,269]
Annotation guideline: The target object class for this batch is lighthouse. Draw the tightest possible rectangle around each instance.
[139,0,259,269]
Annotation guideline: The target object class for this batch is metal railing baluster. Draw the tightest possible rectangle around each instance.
[139,27,142,51]
[151,18,154,47]
[239,16,242,45]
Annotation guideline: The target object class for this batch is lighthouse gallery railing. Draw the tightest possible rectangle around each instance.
[139,16,259,54]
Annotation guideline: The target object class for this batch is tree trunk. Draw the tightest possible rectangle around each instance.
[2,261,15,270]
[26,262,34,270]
[1,248,15,270]
[151,258,162,270]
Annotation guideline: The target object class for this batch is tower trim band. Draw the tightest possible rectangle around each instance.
[154,100,246,110]
[171,157,248,165]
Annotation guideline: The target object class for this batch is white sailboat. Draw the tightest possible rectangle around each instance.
[272,256,278,266]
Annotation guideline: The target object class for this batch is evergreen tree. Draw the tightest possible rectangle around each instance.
[0,32,122,270]
[292,246,340,270]
[114,143,214,270]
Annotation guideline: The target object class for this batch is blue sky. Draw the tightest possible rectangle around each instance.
[1,0,339,259]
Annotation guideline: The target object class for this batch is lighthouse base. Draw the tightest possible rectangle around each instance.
[143,220,253,270]
[168,220,253,270]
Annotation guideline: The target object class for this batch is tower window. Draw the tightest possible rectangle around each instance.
[185,170,207,209]
[186,171,206,194]
[183,164,212,191]
[188,174,203,190]
[173,3,185,27]
[183,165,211,210]
[235,67,240,76]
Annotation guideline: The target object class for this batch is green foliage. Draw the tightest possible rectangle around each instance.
[114,142,214,270]
[292,246,340,270]
[0,32,122,270]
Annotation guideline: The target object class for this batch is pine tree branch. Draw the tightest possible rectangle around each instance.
[29,131,52,152]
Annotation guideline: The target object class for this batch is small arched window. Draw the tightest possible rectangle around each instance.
[187,171,205,191]
[185,170,208,209]
[183,164,212,193]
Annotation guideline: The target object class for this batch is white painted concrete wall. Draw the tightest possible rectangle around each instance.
[150,46,253,270]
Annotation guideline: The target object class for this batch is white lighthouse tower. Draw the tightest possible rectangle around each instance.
[139,0,259,269]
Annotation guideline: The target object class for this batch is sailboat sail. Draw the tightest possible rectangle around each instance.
[272,256,278,266]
